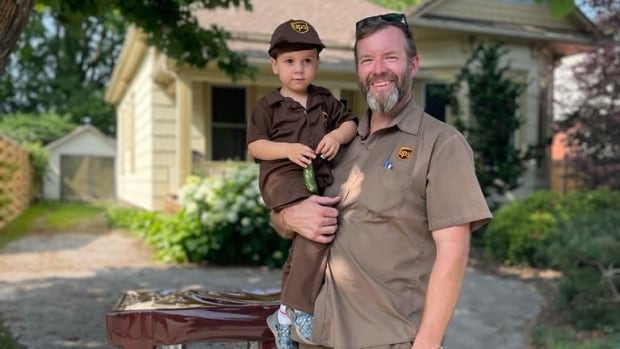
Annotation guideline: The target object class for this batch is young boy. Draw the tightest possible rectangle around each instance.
[246,19,357,349]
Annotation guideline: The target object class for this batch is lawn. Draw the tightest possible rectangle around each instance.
[0,200,109,348]
[0,200,108,249]
[0,319,23,349]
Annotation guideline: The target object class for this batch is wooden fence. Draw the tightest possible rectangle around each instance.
[0,135,32,230]
[550,159,582,194]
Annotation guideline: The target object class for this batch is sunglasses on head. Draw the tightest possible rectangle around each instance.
[355,13,412,38]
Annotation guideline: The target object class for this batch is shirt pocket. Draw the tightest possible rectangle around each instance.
[358,159,415,217]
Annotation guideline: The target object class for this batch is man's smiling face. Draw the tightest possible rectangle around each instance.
[355,26,417,113]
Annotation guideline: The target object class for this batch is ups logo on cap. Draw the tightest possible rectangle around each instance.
[290,21,309,33]
[397,146,413,160]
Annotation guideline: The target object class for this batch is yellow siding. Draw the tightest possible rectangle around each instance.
[191,82,207,157]
[429,0,575,29]
[116,49,157,210]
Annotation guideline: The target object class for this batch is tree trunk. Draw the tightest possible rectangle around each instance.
[0,0,36,76]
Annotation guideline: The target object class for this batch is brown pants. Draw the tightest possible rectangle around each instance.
[280,234,329,313]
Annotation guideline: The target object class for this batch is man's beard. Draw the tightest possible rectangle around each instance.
[360,66,412,113]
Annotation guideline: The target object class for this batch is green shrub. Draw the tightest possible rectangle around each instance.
[106,205,159,232]
[106,164,290,267]
[484,191,563,266]
[0,113,75,145]
[178,164,289,267]
[105,205,189,263]
[484,190,620,267]
[20,142,48,198]
[532,325,620,349]
[549,208,620,331]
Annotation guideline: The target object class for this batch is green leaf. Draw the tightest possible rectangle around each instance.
[549,0,574,18]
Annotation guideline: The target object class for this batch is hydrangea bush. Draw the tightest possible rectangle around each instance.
[178,164,290,267]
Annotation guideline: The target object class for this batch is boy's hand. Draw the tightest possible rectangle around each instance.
[316,133,340,160]
[287,143,316,167]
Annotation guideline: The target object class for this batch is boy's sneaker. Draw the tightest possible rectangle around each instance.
[267,312,298,349]
[286,308,318,345]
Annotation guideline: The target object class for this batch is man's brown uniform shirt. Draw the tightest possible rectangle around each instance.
[312,100,492,348]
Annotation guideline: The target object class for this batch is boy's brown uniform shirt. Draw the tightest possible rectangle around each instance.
[247,85,356,210]
[311,100,492,348]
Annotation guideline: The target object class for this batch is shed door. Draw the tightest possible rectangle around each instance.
[60,155,115,201]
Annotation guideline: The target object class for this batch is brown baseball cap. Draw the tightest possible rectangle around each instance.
[268,19,325,58]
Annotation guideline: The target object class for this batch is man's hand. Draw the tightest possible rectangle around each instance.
[272,195,341,243]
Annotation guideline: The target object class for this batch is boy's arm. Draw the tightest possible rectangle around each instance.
[248,139,316,168]
[248,139,290,160]
[329,120,357,144]
[315,120,357,160]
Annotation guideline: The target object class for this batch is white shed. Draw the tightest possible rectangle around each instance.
[44,125,117,201]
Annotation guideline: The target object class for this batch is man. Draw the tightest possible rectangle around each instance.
[272,13,492,349]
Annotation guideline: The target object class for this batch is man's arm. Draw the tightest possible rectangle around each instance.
[412,223,471,349]
[270,195,341,243]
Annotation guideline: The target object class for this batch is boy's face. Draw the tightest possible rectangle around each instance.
[270,48,319,95]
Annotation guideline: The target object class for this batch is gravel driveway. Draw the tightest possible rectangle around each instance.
[0,230,542,349]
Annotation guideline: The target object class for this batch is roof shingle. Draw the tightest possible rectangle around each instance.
[194,0,390,70]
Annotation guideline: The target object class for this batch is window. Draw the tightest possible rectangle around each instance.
[424,83,447,122]
[211,86,247,161]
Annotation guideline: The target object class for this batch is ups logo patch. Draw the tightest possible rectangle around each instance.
[397,146,413,160]
[290,21,309,33]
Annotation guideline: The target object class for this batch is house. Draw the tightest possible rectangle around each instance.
[105,0,601,211]
[43,124,116,201]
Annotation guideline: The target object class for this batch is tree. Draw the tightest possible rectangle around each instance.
[0,0,254,135]
[441,43,529,203]
[0,0,36,76]
[0,10,125,134]
[0,0,253,80]
[555,0,620,190]
[0,113,75,145]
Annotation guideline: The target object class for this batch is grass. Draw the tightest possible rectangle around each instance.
[0,200,108,249]
[532,325,620,349]
[0,318,24,349]
[0,200,110,348]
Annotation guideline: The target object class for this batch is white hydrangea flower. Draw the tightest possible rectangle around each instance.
[227,211,238,223]
[236,195,248,206]
[214,200,226,211]
[241,217,251,227]
[178,184,196,203]
[185,201,198,215]
[231,202,241,213]
[200,211,211,225]
[193,184,207,201]
[245,200,257,210]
